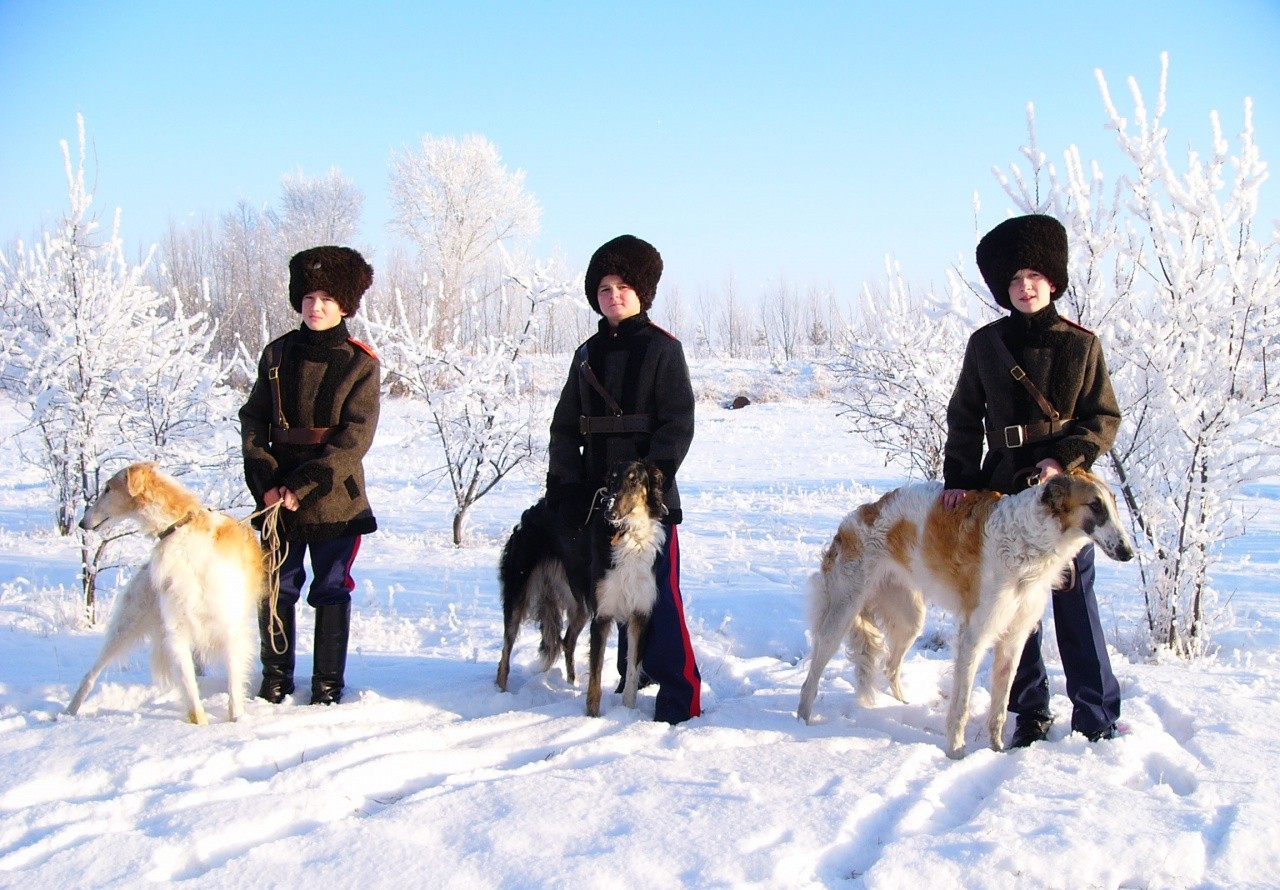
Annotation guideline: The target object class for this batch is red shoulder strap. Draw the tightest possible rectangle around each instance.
[348,337,378,360]
[1058,315,1095,336]
[648,322,679,341]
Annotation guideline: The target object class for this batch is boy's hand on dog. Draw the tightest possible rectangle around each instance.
[944,459,1064,508]
[1036,458,1064,482]
[264,487,299,511]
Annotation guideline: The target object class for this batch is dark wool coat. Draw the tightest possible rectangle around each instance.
[944,304,1121,495]
[240,320,380,542]
[547,312,695,524]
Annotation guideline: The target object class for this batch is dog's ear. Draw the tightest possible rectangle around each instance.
[646,461,665,493]
[1040,474,1074,515]
[125,462,157,498]
[646,463,667,516]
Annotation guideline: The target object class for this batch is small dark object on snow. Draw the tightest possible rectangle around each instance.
[729,396,751,410]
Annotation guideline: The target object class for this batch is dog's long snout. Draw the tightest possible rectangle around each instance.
[1108,535,1135,563]
[1096,517,1136,563]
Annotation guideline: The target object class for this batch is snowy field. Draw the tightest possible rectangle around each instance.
[1,366,1278,889]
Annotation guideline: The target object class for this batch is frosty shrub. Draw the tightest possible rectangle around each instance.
[994,56,1280,656]
[831,259,976,480]
[366,254,574,545]
[832,56,1279,657]
[0,116,236,618]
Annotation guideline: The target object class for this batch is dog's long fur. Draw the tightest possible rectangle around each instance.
[66,463,267,724]
[797,468,1134,758]
[497,460,667,717]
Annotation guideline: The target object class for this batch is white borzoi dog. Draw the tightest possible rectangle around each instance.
[797,468,1134,758]
[496,459,667,718]
[66,462,267,724]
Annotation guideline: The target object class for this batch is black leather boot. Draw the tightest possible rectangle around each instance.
[1011,713,1053,748]
[311,602,351,705]
[257,600,296,703]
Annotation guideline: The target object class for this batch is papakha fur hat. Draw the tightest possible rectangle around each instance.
[975,214,1069,311]
[288,246,374,316]
[584,235,663,314]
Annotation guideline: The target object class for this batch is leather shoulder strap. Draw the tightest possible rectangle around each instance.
[268,338,288,429]
[575,344,623,416]
[985,326,1060,421]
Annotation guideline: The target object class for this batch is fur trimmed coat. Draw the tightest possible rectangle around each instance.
[547,312,695,524]
[240,320,380,542]
[944,304,1121,495]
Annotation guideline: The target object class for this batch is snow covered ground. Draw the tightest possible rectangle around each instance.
[1,372,1278,888]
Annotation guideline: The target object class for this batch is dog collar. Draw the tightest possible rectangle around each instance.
[157,511,196,540]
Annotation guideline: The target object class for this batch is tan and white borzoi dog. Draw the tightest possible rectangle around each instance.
[797,469,1134,758]
[66,463,267,724]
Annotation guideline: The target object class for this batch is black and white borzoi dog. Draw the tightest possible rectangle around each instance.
[797,468,1134,758]
[67,463,268,724]
[497,460,668,717]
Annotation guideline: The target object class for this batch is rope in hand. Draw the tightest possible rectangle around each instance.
[243,500,291,656]
[585,486,607,525]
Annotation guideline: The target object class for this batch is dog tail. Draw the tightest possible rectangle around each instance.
[806,516,856,623]
[847,610,885,707]
[531,561,570,674]
[806,539,838,633]
[809,515,879,697]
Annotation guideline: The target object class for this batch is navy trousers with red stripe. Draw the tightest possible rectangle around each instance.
[277,535,361,608]
[615,521,702,724]
[1008,544,1121,736]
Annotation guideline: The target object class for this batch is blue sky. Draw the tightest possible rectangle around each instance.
[3,1,1278,301]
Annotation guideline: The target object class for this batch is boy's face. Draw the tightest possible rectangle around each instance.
[597,274,642,326]
[301,290,346,331]
[1008,268,1055,315]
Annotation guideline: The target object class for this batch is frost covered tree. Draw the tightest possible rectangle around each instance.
[993,55,1280,657]
[154,167,365,361]
[388,134,541,341]
[366,254,573,545]
[831,259,973,480]
[0,116,235,617]
[834,57,1278,656]
[214,198,289,348]
[272,166,363,253]
[761,278,806,362]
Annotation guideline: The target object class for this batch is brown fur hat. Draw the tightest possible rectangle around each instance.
[584,235,663,314]
[288,246,374,316]
[975,214,1069,311]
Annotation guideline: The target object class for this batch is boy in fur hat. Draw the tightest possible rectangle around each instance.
[942,214,1122,746]
[546,234,703,724]
[240,245,380,706]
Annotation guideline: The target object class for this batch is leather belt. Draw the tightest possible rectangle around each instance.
[579,414,653,435]
[986,418,1074,450]
[271,425,337,446]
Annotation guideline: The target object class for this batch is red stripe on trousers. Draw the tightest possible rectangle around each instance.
[667,525,701,718]
[342,535,362,593]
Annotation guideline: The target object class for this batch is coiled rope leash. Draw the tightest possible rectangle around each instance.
[244,500,291,656]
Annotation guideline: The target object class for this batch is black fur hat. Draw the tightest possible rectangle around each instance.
[975,214,1069,311]
[584,235,663,314]
[288,246,374,316]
